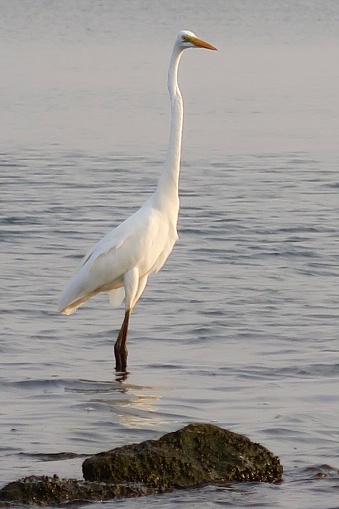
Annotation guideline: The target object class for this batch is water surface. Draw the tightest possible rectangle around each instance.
[1,2,339,508]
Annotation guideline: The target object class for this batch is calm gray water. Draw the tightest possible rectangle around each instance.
[1,1,339,508]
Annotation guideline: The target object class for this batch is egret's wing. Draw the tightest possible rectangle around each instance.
[58,226,132,315]
[89,202,177,279]
[58,201,174,315]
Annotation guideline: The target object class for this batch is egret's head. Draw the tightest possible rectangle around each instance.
[177,30,217,51]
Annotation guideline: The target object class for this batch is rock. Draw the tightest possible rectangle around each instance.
[83,423,283,487]
[0,475,158,506]
[0,424,283,505]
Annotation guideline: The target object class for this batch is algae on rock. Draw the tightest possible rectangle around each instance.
[0,423,283,506]
[0,475,157,506]
[83,423,283,487]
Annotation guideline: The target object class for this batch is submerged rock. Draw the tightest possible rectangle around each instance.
[83,423,282,486]
[0,423,282,506]
[0,475,157,506]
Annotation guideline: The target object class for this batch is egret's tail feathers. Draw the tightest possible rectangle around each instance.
[58,263,125,315]
[58,293,91,315]
[60,305,77,316]
[58,267,96,316]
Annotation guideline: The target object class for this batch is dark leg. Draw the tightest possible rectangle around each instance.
[114,309,130,372]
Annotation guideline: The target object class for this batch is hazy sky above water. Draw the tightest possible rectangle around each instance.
[1,0,338,155]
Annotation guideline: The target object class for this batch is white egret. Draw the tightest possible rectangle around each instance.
[59,30,217,372]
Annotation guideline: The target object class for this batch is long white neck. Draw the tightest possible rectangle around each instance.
[154,44,184,209]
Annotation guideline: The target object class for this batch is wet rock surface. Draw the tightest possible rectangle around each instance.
[83,423,282,486]
[0,475,157,506]
[0,423,283,505]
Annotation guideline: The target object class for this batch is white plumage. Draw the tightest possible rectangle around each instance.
[59,198,178,314]
[59,30,217,372]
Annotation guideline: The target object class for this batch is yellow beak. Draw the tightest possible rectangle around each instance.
[190,36,217,51]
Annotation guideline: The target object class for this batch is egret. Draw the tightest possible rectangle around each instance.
[58,31,217,372]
